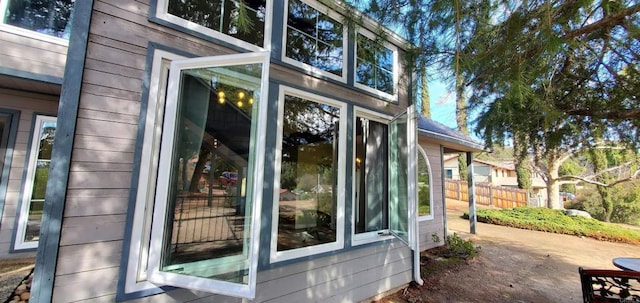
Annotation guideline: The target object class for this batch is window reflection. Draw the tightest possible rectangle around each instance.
[354,117,388,234]
[25,119,56,243]
[417,149,431,217]
[161,64,262,284]
[356,34,394,95]
[3,0,75,39]
[286,0,343,76]
[168,0,266,47]
[277,95,340,251]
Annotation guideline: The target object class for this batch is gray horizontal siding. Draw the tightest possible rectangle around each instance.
[418,140,446,251]
[0,29,67,79]
[0,89,58,259]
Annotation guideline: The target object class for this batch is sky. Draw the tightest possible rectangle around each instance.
[428,80,457,129]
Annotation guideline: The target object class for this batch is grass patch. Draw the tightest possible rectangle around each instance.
[464,208,640,245]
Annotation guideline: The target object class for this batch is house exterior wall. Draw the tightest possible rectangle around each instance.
[0,89,59,259]
[417,139,445,251]
[42,0,416,302]
[0,27,67,82]
[0,5,68,260]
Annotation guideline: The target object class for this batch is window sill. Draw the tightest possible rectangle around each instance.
[0,24,69,46]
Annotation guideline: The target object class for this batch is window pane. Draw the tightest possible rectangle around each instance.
[168,0,266,47]
[356,34,395,94]
[389,112,408,243]
[3,0,74,39]
[160,63,263,284]
[355,59,374,87]
[375,67,394,95]
[354,117,388,234]
[285,0,343,76]
[277,95,340,251]
[20,116,56,245]
[24,199,43,242]
[37,122,56,160]
[0,114,10,183]
[417,151,431,217]
[286,28,318,64]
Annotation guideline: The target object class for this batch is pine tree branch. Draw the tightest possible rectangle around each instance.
[562,108,640,120]
[563,3,640,40]
[557,169,640,187]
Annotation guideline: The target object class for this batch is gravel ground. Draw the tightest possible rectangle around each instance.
[0,259,34,302]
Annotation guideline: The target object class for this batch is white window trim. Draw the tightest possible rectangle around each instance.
[270,85,346,263]
[123,49,184,295]
[351,107,394,246]
[146,52,270,299]
[417,146,434,221]
[154,0,273,52]
[0,1,70,46]
[14,115,56,250]
[353,29,399,102]
[281,0,348,82]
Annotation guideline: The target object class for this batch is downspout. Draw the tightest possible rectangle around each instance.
[441,146,447,239]
[409,66,423,286]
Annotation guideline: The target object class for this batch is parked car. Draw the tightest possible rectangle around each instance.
[219,171,238,187]
[560,192,576,201]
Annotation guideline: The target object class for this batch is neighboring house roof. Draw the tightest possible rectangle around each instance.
[417,116,484,153]
[473,158,516,171]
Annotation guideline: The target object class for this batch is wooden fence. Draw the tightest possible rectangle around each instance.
[445,180,528,208]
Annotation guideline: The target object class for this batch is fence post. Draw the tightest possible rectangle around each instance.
[489,185,494,207]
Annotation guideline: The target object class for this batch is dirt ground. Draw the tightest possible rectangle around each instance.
[376,200,640,303]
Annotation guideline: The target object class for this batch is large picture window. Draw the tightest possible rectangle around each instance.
[283,0,345,80]
[156,0,270,50]
[141,52,269,299]
[15,115,56,250]
[271,86,346,262]
[355,32,397,100]
[0,0,74,40]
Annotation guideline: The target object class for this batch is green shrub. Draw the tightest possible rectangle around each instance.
[444,233,480,259]
[464,207,640,245]
[566,181,640,225]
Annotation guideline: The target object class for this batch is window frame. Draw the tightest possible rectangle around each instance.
[14,114,57,251]
[353,29,399,102]
[122,49,183,295]
[270,85,347,263]
[387,107,416,246]
[351,107,394,246]
[417,146,434,221]
[123,51,270,299]
[154,0,273,52]
[146,52,270,299]
[281,0,348,82]
[0,0,71,45]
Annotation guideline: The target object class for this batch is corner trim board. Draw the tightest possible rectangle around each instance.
[31,1,94,302]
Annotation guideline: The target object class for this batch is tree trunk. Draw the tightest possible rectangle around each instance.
[421,68,431,118]
[546,156,562,209]
[455,73,468,135]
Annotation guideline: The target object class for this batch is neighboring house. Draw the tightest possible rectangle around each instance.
[443,156,548,204]
[0,1,72,259]
[0,1,483,302]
